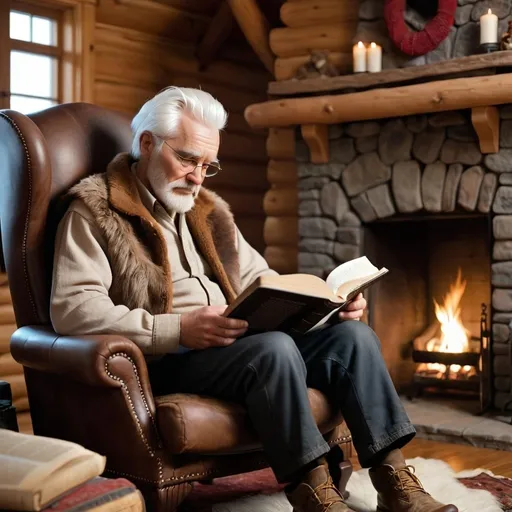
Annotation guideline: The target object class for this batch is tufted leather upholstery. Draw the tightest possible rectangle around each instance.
[0,103,352,512]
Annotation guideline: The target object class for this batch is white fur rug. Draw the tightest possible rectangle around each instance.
[212,458,502,512]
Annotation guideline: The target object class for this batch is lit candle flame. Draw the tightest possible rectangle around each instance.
[371,42,377,48]
[357,41,365,48]
[488,8,492,14]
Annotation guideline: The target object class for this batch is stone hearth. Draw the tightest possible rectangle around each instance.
[297,106,512,412]
[402,396,512,450]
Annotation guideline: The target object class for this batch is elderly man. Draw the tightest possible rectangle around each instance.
[50,86,457,512]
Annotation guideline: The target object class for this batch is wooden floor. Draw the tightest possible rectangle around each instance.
[351,438,512,478]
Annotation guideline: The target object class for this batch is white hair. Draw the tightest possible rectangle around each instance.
[130,86,228,158]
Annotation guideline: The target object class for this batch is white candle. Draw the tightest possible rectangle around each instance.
[480,8,498,44]
[353,41,367,73]
[367,42,382,73]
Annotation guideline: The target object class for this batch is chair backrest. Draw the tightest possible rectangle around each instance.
[0,103,133,327]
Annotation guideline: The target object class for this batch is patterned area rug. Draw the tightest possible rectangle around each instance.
[181,458,512,512]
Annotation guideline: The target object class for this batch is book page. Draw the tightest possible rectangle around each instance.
[306,305,343,332]
[0,430,84,487]
[325,256,381,293]
[259,273,335,300]
[0,455,39,486]
[335,268,389,301]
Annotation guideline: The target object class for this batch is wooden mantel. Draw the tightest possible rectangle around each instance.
[245,72,512,129]
[246,71,512,159]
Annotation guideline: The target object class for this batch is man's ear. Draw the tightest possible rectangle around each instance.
[139,131,154,157]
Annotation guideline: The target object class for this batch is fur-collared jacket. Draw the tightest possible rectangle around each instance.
[66,152,241,315]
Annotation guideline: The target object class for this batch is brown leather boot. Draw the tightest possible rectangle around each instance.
[286,459,355,512]
[369,464,458,512]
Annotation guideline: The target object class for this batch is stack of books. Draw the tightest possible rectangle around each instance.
[0,429,144,512]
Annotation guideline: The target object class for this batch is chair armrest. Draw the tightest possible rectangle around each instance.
[11,325,149,388]
[11,326,166,482]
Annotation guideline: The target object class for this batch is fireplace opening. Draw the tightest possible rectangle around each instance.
[363,215,492,406]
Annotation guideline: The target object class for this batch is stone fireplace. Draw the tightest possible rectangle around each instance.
[296,108,512,412]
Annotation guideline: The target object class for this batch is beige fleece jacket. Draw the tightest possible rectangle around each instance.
[50,175,277,356]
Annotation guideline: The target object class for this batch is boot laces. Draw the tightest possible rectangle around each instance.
[313,476,347,511]
[393,465,428,495]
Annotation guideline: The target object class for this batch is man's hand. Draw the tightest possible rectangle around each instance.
[338,293,367,322]
[180,306,248,350]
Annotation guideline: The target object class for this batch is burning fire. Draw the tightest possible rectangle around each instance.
[417,269,474,378]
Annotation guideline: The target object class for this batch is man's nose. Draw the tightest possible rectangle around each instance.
[186,168,203,185]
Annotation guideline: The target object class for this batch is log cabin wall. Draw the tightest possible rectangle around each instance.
[264,0,360,273]
[93,0,271,254]
[271,0,359,80]
[0,275,24,429]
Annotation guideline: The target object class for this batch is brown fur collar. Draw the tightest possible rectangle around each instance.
[67,153,240,314]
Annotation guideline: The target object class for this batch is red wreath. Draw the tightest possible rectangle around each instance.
[384,0,457,56]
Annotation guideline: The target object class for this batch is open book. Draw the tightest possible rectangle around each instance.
[0,429,106,511]
[225,256,388,336]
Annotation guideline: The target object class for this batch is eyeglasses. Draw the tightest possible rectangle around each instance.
[157,136,221,178]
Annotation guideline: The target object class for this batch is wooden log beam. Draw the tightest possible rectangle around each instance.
[245,73,512,129]
[0,353,23,376]
[0,324,17,355]
[264,188,298,216]
[264,246,298,274]
[236,216,265,253]
[216,189,264,216]
[219,133,267,163]
[274,52,352,81]
[94,23,269,94]
[267,160,298,186]
[196,1,234,69]
[226,0,275,74]
[301,124,329,163]
[471,106,500,154]
[3,373,27,401]
[14,397,30,414]
[280,0,359,28]
[0,285,11,305]
[0,304,15,324]
[208,161,268,191]
[267,128,296,160]
[264,216,298,246]
[227,112,267,138]
[97,0,210,45]
[269,23,356,58]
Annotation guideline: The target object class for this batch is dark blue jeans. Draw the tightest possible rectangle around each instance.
[147,321,416,482]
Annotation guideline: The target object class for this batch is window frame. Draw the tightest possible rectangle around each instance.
[10,1,63,110]
[0,0,94,112]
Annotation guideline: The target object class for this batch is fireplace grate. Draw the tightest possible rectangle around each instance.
[408,304,493,413]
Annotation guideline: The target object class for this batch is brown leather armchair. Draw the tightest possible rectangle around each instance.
[0,103,353,511]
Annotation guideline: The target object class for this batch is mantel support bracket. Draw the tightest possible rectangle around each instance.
[471,106,499,154]
[301,124,329,164]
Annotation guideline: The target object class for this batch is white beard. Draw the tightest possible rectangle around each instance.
[147,160,200,214]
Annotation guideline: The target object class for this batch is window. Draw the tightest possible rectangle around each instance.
[8,4,62,115]
[0,0,93,114]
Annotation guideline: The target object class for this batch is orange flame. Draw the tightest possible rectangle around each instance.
[420,269,473,376]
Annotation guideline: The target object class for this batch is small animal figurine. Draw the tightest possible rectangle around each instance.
[294,51,339,79]
[501,20,512,50]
